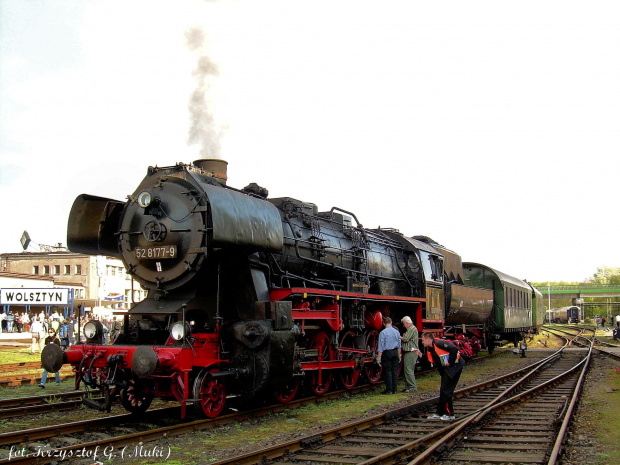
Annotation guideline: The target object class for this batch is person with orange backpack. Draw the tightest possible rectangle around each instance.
[416,332,465,421]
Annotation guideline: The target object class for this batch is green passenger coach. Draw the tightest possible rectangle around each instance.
[462,263,539,345]
[527,283,545,330]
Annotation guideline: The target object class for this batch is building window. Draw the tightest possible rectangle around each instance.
[43,265,50,275]
[111,267,116,277]
[64,265,71,275]
[33,265,39,275]
[75,264,82,275]
[53,265,60,275]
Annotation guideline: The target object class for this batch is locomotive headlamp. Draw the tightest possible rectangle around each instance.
[137,191,153,208]
[170,321,191,341]
[84,320,103,341]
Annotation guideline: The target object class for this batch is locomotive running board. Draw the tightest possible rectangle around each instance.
[271,287,426,303]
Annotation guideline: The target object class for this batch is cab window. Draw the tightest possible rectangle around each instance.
[419,251,443,283]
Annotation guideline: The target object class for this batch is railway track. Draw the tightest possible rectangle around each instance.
[0,361,43,371]
[0,372,74,388]
[0,384,381,464]
[545,325,620,361]
[0,352,502,463]
[200,344,590,465]
[0,360,74,387]
[0,390,103,420]
[0,352,497,421]
[420,349,589,464]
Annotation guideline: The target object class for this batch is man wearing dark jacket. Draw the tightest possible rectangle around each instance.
[377,317,402,394]
[416,332,464,421]
[39,329,61,388]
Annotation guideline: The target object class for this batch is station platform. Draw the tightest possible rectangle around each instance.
[0,331,32,348]
[0,331,32,341]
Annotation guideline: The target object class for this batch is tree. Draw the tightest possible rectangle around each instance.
[588,266,620,285]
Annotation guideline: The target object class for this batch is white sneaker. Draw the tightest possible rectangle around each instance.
[427,413,442,419]
[440,415,456,421]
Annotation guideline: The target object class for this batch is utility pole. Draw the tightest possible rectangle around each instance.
[548,284,551,322]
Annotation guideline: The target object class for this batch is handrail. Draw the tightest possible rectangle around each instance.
[541,284,620,292]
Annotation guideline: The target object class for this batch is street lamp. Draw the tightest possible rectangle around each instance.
[548,284,552,323]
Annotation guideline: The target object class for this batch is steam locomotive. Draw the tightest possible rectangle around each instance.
[42,159,544,418]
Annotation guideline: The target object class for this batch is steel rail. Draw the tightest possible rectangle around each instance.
[408,346,590,464]
[0,372,74,387]
[0,352,497,423]
[0,398,97,420]
[0,389,100,409]
[0,382,380,452]
[205,348,566,465]
[0,352,502,463]
[548,342,593,464]
[549,326,620,357]
[0,361,43,371]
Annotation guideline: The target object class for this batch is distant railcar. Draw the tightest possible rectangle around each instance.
[551,306,582,324]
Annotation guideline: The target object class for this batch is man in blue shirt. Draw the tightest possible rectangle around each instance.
[377,317,401,394]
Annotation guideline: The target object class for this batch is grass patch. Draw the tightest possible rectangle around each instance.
[588,367,620,463]
[0,379,72,400]
[0,348,41,364]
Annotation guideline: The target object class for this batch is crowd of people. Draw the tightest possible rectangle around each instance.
[0,311,123,342]
[0,309,124,388]
[595,314,620,330]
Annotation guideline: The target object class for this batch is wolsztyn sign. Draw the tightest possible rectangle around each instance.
[0,288,69,305]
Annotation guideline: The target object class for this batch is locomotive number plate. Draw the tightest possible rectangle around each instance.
[135,245,177,259]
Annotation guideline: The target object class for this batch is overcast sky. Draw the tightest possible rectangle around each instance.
[1,1,619,284]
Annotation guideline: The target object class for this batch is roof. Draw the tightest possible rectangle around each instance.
[401,237,442,255]
[463,262,530,290]
[0,271,53,282]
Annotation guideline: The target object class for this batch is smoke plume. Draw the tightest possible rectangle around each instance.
[186,27,223,158]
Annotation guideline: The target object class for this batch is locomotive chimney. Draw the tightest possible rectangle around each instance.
[193,159,228,186]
